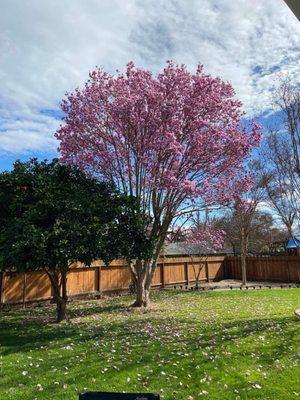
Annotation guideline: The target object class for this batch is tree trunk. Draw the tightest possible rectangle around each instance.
[241,229,248,286]
[130,217,171,308]
[58,270,68,323]
[46,269,68,323]
[241,252,247,286]
[132,274,150,307]
[232,242,236,256]
[128,260,137,294]
[131,257,157,307]
[56,296,67,323]
[0,272,4,307]
[193,265,200,290]
[131,258,150,307]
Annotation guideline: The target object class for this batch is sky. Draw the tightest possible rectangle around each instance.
[0,0,299,171]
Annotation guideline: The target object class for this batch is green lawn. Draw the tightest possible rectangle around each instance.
[0,289,299,400]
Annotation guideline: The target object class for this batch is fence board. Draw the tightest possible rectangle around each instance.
[67,268,97,295]
[164,263,186,284]
[101,265,131,291]
[25,272,52,301]
[3,273,24,303]
[152,265,162,286]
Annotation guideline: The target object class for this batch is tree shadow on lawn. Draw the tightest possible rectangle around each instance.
[1,314,299,399]
[1,301,298,359]
[0,293,171,346]
[0,299,128,329]
[1,286,295,327]
[0,299,153,357]
[1,289,298,359]
[67,301,128,319]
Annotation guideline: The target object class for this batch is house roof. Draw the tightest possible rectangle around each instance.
[163,242,232,256]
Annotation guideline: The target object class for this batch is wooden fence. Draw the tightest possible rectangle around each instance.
[0,255,225,305]
[0,255,299,305]
[225,255,300,283]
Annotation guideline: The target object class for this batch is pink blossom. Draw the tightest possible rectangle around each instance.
[55,60,260,230]
[184,225,225,254]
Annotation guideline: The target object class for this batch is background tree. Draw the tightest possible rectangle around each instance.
[219,211,287,254]
[231,199,257,285]
[56,61,260,306]
[222,164,267,285]
[182,223,224,289]
[259,77,300,236]
[169,210,225,288]
[260,130,299,236]
[272,77,300,175]
[0,159,149,322]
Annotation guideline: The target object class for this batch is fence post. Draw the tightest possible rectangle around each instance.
[222,257,227,279]
[205,261,209,282]
[185,262,189,285]
[22,273,27,309]
[161,261,165,288]
[98,265,102,293]
[95,266,99,292]
[225,257,229,279]
[286,260,290,283]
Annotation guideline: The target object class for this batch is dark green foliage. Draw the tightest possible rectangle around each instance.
[0,158,150,321]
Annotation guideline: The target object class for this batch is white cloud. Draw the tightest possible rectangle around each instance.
[0,102,59,153]
[0,0,299,154]
[130,0,300,113]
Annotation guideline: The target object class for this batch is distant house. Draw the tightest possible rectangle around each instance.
[286,236,300,254]
[163,242,233,257]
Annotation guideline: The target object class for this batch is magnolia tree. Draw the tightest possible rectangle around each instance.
[56,61,260,306]
[183,224,224,288]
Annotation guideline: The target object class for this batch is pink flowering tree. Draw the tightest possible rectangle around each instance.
[55,61,260,306]
[184,224,225,288]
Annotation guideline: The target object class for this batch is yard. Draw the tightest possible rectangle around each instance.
[1,289,299,400]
